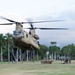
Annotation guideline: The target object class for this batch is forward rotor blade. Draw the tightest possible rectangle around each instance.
[0,16,65,24]
[0,23,13,25]
[22,20,65,24]
[0,16,16,22]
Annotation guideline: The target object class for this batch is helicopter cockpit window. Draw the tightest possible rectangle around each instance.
[14,30,22,34]
[13,30,24,37]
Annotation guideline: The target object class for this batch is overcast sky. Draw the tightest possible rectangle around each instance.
[0,0,75,47]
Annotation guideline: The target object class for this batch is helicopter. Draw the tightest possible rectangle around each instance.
[0,17,67,50]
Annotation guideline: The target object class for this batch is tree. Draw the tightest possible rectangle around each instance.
[5,33,13,63]
[50,42,57,46]
[0,34,6,63]
[61,44,75,60]
[38,44,48,59]
[49,42,60,60]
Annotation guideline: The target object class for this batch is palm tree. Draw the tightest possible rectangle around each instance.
[49,42,60,60]
[50,42,57,46]
[5,33,13,63]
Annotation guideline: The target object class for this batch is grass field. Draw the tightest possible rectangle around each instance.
[0,60,75,75]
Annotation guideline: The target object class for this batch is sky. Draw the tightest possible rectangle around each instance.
[0,0,75,47]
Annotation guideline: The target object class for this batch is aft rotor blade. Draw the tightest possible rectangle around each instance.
[36,28,68,30]
[0,23,13,25]
[24,28,68,30]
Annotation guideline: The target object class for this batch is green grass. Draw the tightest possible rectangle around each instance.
[0,60,75,75]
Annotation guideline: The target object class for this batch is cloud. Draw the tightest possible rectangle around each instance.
[36,9,75,47]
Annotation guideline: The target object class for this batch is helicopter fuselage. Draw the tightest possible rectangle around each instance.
[12,25,40,50]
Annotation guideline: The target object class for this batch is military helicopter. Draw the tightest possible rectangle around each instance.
[0,17,67,50]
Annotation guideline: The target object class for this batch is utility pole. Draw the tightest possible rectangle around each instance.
[37,50,38,61]
[1,46,3,63]
[16,48,19,62]
[33,50,35,61]
[20,49,22,62]
[8,44,10,63]
[26,50,28,61]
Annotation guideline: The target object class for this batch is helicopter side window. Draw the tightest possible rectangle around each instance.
[29,31,31,34]
[26,34,28,38]
[20,30,24,37]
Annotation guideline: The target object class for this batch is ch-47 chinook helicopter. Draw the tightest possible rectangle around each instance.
[0,17,67,50]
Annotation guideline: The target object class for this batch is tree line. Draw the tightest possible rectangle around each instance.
[0,33,75,63]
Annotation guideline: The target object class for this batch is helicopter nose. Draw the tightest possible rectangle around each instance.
[13,35,22,39]
[13,31,24,39]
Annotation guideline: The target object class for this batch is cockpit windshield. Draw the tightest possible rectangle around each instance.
[13,30,24,36]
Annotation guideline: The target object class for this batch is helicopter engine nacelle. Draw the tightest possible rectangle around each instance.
[34,34,39,40]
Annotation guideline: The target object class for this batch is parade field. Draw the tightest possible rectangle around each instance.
[0,61,75,75]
